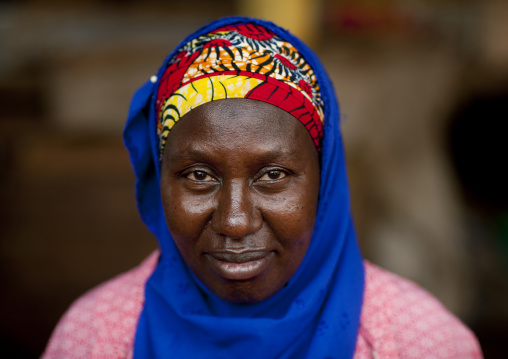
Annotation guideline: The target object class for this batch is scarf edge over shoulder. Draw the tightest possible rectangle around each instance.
[123,16,365,359]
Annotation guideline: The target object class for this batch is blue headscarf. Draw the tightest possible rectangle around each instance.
[123,17,365,359]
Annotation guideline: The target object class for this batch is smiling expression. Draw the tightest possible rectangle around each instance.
[160,99,320,304]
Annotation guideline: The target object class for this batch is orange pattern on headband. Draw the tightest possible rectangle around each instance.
[156,23,324,155]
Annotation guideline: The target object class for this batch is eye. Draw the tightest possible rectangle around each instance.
[258,169,287,181]
[186,170,214,182]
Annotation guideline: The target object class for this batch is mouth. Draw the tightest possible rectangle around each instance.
[205,250,273,281]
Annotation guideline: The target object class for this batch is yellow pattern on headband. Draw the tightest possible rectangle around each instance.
[159,75,264,140]
[156,23,325,155]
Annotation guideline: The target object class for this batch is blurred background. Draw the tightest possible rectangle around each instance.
[1,0,507,357]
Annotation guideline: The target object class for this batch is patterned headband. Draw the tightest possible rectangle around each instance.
[156,23,325,155]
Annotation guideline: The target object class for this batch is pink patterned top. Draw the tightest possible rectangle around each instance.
[43,252,482,358]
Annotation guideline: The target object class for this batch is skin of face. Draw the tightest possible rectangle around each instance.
[160,98,320,304]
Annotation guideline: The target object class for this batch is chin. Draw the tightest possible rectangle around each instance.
[212,279,281,304]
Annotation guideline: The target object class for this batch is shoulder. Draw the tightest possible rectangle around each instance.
[354,261,483,359]
[42,251,159,359]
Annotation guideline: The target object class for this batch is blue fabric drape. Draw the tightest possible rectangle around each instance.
[123,17,365,359]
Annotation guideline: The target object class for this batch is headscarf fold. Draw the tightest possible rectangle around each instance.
[123,17,364,359]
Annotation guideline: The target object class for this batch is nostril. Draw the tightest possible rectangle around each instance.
[211,185,262,238]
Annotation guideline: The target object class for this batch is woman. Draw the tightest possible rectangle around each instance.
[43,17,481,358]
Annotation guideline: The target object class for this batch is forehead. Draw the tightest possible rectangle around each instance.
[164,99,316,156]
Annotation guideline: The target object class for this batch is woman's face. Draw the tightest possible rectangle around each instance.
[160,99,320,304]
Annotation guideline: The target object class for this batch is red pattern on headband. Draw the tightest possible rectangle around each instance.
[156,23,325,152]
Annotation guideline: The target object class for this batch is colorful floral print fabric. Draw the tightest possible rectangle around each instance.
[156,23,325,155]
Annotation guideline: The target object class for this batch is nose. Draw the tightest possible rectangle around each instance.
[211,179,263,239]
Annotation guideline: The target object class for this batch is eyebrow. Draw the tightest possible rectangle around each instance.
[170,146,297,164]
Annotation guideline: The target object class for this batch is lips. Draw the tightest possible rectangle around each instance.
[205,250,273,281]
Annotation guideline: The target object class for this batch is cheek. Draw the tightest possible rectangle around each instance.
[262,183,318,247]
[161,182,214,245]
